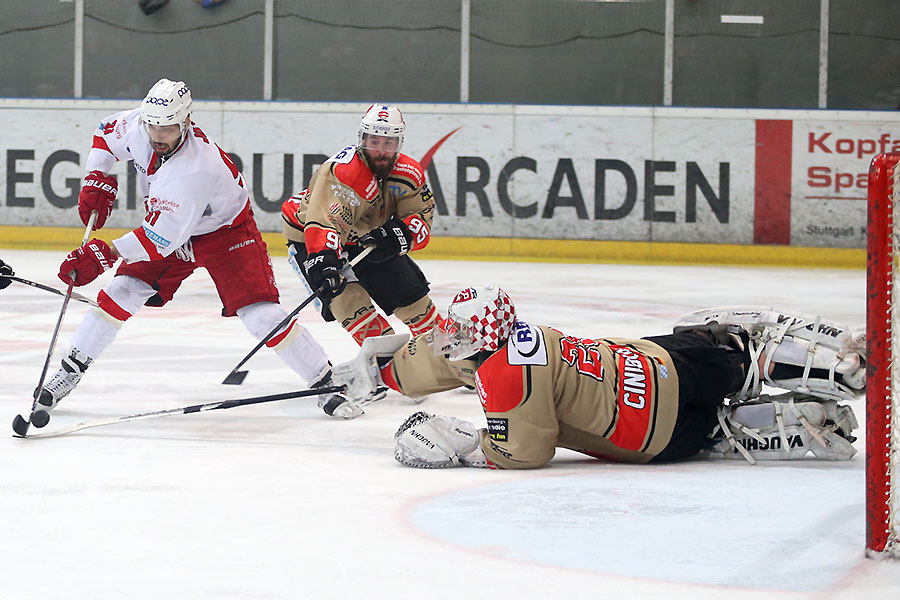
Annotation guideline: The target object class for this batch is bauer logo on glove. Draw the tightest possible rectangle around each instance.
[58,239,117,286]
[78,171,118,230]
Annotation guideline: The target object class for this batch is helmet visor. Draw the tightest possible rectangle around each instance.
[434,314,479,361]
[359,133,401,153]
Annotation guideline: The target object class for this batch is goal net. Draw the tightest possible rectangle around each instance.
[866,153,900,558]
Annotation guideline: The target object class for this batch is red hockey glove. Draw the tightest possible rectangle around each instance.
[78,171,117,230]
[58,239,117,287]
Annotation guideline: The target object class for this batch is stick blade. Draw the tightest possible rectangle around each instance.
[12,414,30,437]
[222,370,248,386]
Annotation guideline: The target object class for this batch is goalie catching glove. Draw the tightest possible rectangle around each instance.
[394,411,489,469]
[358,218,413,263]
[78,171,117,230]
[58,239,117,286]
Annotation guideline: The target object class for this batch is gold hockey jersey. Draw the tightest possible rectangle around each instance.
[387,320,681,469]
[281,145,434,255]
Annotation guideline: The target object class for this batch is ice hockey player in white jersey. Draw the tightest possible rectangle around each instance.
[41,78,360,421]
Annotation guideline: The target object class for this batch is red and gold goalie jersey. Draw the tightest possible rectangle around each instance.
[385,320,682,469]
[281,145,435,256]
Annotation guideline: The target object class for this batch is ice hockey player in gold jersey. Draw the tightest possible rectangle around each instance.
[332,285,863,469]
[282,103,441,352]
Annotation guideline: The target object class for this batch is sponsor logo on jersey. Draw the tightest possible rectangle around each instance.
[488,441,512,460]
[507,321,548,366]
[487,417,508,442]
[609,345,651,410]
[364,177,378,199]
[475,372,487,406]
[142,226,171,249]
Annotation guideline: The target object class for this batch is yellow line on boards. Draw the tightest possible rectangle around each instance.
[0,226,864,269]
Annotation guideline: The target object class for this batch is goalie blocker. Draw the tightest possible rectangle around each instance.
[335,293,863,469]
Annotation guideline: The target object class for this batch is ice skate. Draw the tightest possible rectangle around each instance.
[38,349,92,410]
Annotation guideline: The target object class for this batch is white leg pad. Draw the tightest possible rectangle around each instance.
[707,393,858,463]
[674,306,866,401]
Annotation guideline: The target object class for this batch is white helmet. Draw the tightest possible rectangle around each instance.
[437,285,517,361]
[357,103,405,152]
[140,78,192,140]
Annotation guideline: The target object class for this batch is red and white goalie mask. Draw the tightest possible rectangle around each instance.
[436,285,516,361]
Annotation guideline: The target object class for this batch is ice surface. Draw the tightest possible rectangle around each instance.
[1,248,896,599]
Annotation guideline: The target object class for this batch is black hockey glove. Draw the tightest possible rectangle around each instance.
[358,218,413,263]
[0,258,14,290]
[303,249,347,299]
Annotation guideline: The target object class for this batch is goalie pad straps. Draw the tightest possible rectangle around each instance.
[707,393,858,463]
[394,412,489,469]
[674,307,866,402]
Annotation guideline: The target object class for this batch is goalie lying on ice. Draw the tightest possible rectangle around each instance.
[332,286,864,469]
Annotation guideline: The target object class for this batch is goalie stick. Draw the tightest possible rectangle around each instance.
[222,245,374,385]
[5,275,98,306]
[12,386,344,439]
[12,211,98,437]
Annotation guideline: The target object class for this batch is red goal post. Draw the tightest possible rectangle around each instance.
[866,153,900,558]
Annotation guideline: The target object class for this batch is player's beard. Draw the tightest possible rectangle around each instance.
[364,149,396,179]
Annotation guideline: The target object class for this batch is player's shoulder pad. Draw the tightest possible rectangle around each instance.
[506,320,548,366]
[390,154,426,187]
[331,151,379,201]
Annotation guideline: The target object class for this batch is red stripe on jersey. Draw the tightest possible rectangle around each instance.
[304,225,342,256]
[332,155,379,201]
[401,214,431,251]
[391,155,426,187]
[91,134,113,155]
[381,362,401,393]
[281,194,305,229]
[476,351,524,414]
[608,345,654,452]
[97,290,133,322]
[134,227,165,261]
[265,321,294,348]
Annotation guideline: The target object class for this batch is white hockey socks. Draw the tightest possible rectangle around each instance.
[236,302,329,384]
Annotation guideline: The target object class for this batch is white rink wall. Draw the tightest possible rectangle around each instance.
[1,100,898,249]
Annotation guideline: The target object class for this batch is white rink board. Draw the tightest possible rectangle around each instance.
[1,100,898,248]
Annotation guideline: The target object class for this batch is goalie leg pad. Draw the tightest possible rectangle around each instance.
[706,393,858,463]
[674,306,866,401]
[394,412,488,469]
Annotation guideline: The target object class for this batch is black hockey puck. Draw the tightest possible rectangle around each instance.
[31,410,50,429]
[12,414,30,436]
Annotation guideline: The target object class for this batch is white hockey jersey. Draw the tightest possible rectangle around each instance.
[86,108,250,264]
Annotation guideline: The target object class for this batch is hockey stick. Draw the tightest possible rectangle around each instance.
[222,245,374,385]
[12,386,344,439]
[12,212,98,437]
[5,275,98,307]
